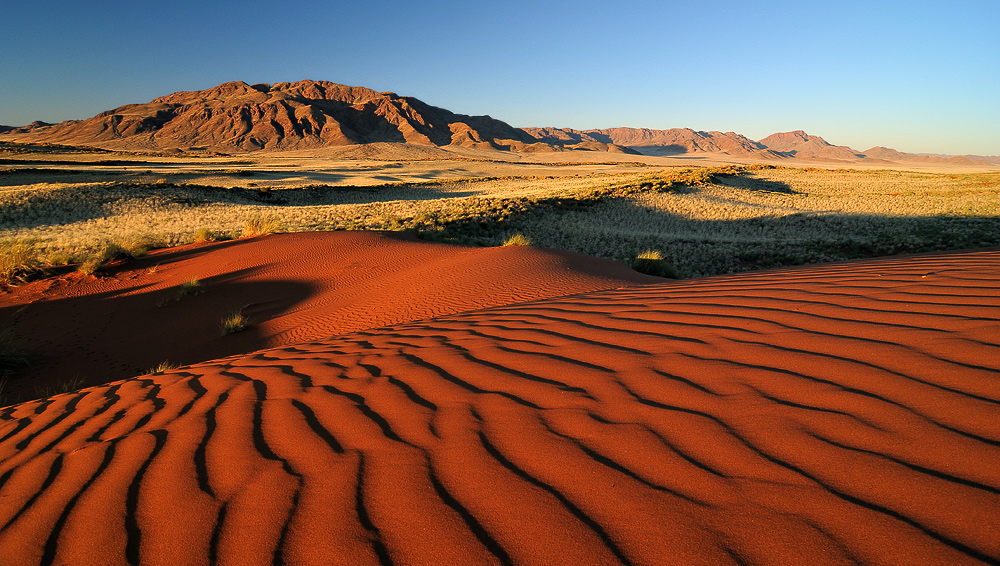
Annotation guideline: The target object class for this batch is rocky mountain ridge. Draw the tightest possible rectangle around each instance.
[1,81,995,164]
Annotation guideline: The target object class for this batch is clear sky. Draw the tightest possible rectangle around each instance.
[2,0,998,155]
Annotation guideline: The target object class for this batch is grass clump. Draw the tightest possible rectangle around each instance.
[502,232,532,246]
[220,310,249,335]
[148,360,180,375]
[193,227,217,243]
[179,277,204,296]
[77,235,160,275]
[241,214,283,238]
[632,249,680,278]
[0,239,40,286]
[34,376,84,399]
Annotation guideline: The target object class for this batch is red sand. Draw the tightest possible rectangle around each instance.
[0,231,659,398]
[1,240,999,565]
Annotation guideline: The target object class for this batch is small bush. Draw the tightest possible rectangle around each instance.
[241,215,283,238]
[632,249,680,278]
[220,310,249,335]
[502,232,532,246]
[1,239,40,286]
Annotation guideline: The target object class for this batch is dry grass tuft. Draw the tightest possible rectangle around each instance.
[220,310,249,335]
[77,235,160,275]
[502,232,532,246]
[241,215,283,238]
[0,239,40,286]
[148,360,180,375]
[179,277,204,296]
[193,227,217,243]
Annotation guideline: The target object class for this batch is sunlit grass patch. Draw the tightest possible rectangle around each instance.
[148,360,180,375]
[502,232,532,246]
[241,214,283,237]
[193,227,217,243]
[0,239,40,286]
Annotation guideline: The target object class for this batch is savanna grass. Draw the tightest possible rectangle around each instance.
[0,239,40,286]
[2,165,998,279]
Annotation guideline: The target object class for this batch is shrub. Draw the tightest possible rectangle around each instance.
[632,249,680,278]
[220,310,249,335]
[502,232,532,246]
[241,215,282,238]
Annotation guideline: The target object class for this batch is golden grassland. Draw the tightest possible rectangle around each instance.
[1,146,999,281]
[1,148,999,405]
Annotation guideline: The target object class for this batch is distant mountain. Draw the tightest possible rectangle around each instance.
[2,83,995,163]
[0,81,566,153]
[523,127,773,156]
[756,130,862,161]
[525,127,996,166]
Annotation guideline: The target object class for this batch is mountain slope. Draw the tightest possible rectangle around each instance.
[0,81,542,153]
[523,127,769,156]
[757,130,861,160]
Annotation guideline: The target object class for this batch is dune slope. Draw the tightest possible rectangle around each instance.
[1,248,999,565]
[0,231,659,396]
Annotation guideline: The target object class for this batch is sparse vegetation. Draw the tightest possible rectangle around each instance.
[241,214,283,237]
[76,235,159,275]
[1,159,998,279]
[33,376,85,399]
[220,310,249,335]
[0,238,40,286]
[179,277,204,296]
[149,360,180,375]
[502,232,532,246]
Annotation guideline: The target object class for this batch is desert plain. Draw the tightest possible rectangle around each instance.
[0,81,999,565]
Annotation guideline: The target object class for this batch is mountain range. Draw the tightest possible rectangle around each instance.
[1,80,996,165]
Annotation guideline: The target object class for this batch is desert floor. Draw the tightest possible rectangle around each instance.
[1,146,999,565]
[0,233,998,565]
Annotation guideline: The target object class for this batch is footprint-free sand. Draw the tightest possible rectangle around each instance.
[1,234,998,565]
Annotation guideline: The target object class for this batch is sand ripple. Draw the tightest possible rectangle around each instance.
[1,250,999,565]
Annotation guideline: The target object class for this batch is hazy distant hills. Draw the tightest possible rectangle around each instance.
[1,80,996,164]
[526,127,999,165]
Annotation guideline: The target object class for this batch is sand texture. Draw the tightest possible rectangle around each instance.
[1,244,999,565]
[0,231,659,395]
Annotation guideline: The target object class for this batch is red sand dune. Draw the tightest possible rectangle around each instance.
[1,241,999,565]
[0,231,659,397]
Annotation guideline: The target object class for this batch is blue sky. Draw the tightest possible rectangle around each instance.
[2,0,998,155]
